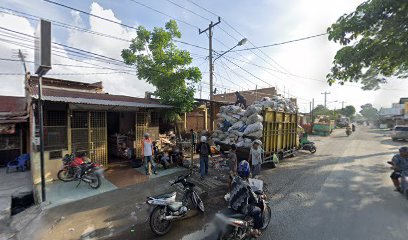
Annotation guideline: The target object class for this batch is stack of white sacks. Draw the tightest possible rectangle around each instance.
[211,96,297,148]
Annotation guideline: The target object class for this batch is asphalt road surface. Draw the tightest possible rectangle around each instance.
[182,126,408,240]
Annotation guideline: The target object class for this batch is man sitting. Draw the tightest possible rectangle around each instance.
[390,147,408,192]
[229,160,262,238]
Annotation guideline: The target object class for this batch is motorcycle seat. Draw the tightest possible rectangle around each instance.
[151,192,176,200]
[219,208,246,219]
[168,202,183,212]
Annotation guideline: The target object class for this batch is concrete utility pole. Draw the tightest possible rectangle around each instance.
[321,91,331,108]
[341,101,346,109]
[199,17,221,131]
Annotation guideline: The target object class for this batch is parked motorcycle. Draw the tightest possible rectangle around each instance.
[57,153,104,189]
[300,142,317,154]
[215,189,272,240]
[146,172,204,236]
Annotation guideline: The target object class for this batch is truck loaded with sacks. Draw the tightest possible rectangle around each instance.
[212,96,299,163]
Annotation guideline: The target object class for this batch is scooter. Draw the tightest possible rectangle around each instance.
[146,172,205,236]
[215,189,272,240]
[300,142,317,154]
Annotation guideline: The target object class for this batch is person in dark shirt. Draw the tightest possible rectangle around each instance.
[229,160,262,237]
[390,147,408,192]
[235,91,247,109]
[196,136,212,179]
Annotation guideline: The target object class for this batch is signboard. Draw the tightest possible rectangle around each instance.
[0,124,16,134]
[34,19,52,75]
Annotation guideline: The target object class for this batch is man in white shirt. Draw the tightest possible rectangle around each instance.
[141,133,157,175]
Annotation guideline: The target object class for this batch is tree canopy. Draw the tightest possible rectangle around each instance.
[121,20,202,118]
[360,103,378,120]
[327,0,408,90]
[338,105,356,117]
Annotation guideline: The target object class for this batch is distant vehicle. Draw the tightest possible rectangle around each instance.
[391,125,408,141]
[337,116,350,128]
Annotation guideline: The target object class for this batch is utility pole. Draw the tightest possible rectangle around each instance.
[341,101,346,109]
[199,17,221,131]
[312,98,315,122]
[321,91,331,108]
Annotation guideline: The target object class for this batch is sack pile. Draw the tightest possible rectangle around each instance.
[253,96,297,113]
[211,104,263,147]
[211,96,297,148]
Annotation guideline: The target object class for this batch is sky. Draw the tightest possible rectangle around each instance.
[0,0,406,112]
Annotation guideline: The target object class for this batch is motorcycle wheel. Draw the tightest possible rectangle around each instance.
[261,205,272,230]
[192,191,205,213]
[57,169,75,182]
[310,146,317,154]
[87,173,101,189]
[149,206,172,236]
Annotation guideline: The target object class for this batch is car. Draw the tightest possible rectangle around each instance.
[391,125,408,141]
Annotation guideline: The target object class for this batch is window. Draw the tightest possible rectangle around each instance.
[44,111,67,150]
[150,112,160,127]
[395,127,408,131]
[0,135,20,151]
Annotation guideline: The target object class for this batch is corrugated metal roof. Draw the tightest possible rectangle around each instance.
[31,88,172,108]
[0,96,28,123]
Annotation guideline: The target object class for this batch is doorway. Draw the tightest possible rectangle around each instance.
[71,111,107,166]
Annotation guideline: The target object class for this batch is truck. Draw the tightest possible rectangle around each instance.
[215,108,299,163]
[313,115,335,136]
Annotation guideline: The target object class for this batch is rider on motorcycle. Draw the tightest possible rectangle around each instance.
[229,160,262,238]
[390,147,408,192]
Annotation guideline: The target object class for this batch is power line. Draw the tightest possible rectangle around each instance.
[126,0,200,29]
[0,7,209,51]
[230,33,328,52]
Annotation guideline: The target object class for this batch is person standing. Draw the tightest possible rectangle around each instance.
[196,136,211,179]
[248,140,263,177]
[141,133,157,175]
[228,144,238,190]
[190,129,197,151]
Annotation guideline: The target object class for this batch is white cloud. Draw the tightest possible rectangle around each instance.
[0,2,154,99]
[0,12,35,96]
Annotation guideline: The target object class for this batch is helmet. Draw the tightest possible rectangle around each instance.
[201,136,207,142]
[238,160,250,178]
[144,133,150,138]
[399,146,408,153]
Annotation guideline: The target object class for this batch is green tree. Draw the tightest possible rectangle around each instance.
[359,103,378,120]
[121,20,202,119]
[327,0,408,90]
[338,105,356,117]
[312,105,338,120]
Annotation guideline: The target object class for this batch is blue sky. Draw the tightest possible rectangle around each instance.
[0,0,407,112]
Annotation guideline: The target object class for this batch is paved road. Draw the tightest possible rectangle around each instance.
[261,127,408,240]
[182,127,408,240]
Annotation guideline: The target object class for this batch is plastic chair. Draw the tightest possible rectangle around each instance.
[6,154,30,173]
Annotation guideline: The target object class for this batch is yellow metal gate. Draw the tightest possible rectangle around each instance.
[71,111,107,166]
[135,112,147,159]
